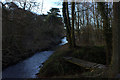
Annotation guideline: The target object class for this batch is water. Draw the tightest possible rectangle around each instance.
[59,37,68,46]
[2,37,67,78]
[2,51,54,78]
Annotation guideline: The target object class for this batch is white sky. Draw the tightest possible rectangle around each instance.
[38,0,62,14]
[1,0,62,15]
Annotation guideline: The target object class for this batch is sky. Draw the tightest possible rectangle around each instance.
[1,0,63,15]
[37,0,62,14]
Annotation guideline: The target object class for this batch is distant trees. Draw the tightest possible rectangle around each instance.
[62,2,120,75]
[18,0,40,11]
[97,3,112,65]
[63,1,114,64]
[76,3,80,42]
[62,0,120,78]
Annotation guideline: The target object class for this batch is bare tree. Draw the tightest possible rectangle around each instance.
[19,0,40,11]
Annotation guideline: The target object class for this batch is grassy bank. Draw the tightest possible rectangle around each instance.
[37,44,106,78]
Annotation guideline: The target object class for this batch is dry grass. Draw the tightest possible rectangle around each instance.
[37,44,106,78]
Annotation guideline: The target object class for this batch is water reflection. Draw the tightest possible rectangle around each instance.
[3,51,54,78]
[2,37,67,78]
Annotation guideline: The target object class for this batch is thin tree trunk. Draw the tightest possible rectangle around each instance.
[82,3,85,26]
[93,3,96,28]
[86,6,90,45]
[77,5,80,42]
[23,1,26,10]
[77,12,80,42]
[86,10,89,26]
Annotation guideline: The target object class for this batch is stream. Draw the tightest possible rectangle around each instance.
[2,37,68,78]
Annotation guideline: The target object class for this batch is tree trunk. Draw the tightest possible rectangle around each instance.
[86,10,89,26]
[110,2,120,78]
[86,7,90,45]
[77,11,80,42]
[62,2,72,48]
[82,3,85,26]
[93,3,96,28]
[66,2,72,47]
[71,2,76,48]
[77,5,80,42]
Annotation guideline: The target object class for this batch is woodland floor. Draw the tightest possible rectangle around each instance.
[37,44,107,78]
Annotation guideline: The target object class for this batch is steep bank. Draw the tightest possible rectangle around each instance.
[2,37,67,78]
[2,37,63,69]
[2,5,64,69]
